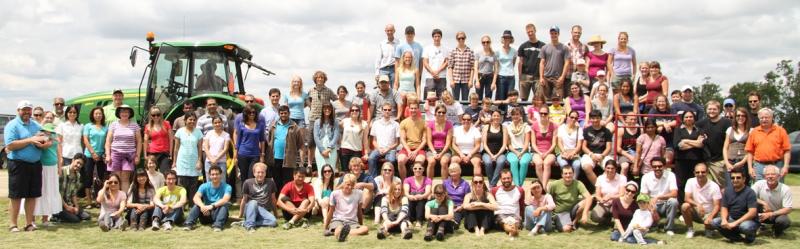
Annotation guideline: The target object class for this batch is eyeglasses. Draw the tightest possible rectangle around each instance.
[462,118,471,121]
[626,188,637,193]
[33,114,42,117]
[456,37,466,40]
[54,103,64,106]
[481,41,490,44]
[150,113,161,117]
[383,169,393,172]
[731,176,743,180]
[383,109,392,112]
[540,112,549,115]
[473,180,484,184]
[567,116,578,120]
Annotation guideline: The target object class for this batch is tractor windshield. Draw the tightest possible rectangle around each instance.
[149,46,190,115]
[193,52,228,94]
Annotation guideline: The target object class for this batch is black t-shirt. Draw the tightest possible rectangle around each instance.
[463,106,482,123]
[242,178,277,209]
[517,40,546,76]
[696,117,732,161]
[584,126,613,153]
[722,186,757,220]
[672,126,706,161]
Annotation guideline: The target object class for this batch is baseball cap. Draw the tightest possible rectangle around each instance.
[113,89,124,95]
[576,58,586,65]
[597,70,606,76]
[723,98,735,106]
[378,75,390,83]
[549,26,560,33]
[17,100,33,109]
[682,85,693,92]
[41,123,57,133]
[636,194,651,203]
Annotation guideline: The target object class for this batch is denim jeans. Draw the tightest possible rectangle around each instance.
[481,153,507,187]
[712,217,759,243]
[205,161,227,184]
[495,76,514,101]
[184,204,229,229]
[524,206,553,232]
[368,149,397,178]
[153,206,184,224]
[655,198,678,231]
[507,152,532,187]
[243,200,277,228]
[453,82,470,102]
[557,155,582,180]
[754,161,784,182]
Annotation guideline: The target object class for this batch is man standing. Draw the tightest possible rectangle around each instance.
[548,166,592,233]
[751,165,793,237]
[746,92,761,127]
[52,97,66,125]
[671,86,705,121]
[566,25,588,79]
[308,71,336,124]
[640,157,679,236]
[422,28,449,99]
[394,26,424,74]
[492,169,525,239]
[538,26,571,99]
[447,31,475,102]
[712,170,758,244]
[681,163,721,238]
[723,98,736,119]
[517,23,546,101]
[104,89,135,124]
[277,169,315,230]
[197,98,228,135]
[266,106,305,188]
[369,75,401,119]
[745,108,791,181]
[367,103,400,178]
[172,102,195,132]
[6,100,49,232]
[375,24,398,84]
[183,166,232,232]
[696,101,732,188]
[259,88,281,134]
[239,163,278,232]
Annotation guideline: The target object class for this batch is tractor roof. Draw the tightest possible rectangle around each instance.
[152,41,252,59]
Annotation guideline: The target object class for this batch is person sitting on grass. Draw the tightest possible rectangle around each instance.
[183,165,232,232]
[97,174,127,231]
[424,184,455,242]
[617,194,664,245]
[324,174,369,242]
[53,153,91,223]
[462,175,498,236]
[151,170,186,231]
[336,158,376,213]
[524,180,555,236]
[377,181,413,240]
[277,168,315,230]
[548,166,592,233]
[238,163,278,232]
[126,168,156,231]
[492,169,525,239]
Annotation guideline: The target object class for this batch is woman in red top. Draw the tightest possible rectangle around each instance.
[531,106,557,187]
[585,35,609,82]
[644,61,669,109]
[143,106,174,173]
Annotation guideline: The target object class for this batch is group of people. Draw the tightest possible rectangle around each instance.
[4,22,794,244]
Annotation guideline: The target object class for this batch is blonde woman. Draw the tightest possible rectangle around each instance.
[396,50,421,119]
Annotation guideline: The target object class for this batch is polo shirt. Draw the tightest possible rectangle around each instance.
[722,185,757,220]
[443,178,471,206]
[745,125,790,162]
[751,180,793,211]
[4,117,41,162]
[684,178,722,214]
[640,171,678,203]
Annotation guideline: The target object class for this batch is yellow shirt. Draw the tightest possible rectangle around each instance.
[549,105,566,125]
[156,186,186,206]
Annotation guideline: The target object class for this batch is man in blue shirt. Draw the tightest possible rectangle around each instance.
[183,165,232,232]
[394,25,424,78]
[5,100,50,232]
[712,170,758,243]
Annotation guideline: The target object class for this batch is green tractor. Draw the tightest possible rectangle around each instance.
[67,32,273,124]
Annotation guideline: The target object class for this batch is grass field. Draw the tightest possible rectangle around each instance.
[1,198,798,248]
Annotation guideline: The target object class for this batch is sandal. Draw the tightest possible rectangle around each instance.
[24,224,36,232]
[9,226,19,233]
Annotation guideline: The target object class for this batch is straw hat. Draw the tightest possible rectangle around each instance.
[587,35,606,45]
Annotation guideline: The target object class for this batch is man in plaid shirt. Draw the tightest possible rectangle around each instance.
[447,31,475,102]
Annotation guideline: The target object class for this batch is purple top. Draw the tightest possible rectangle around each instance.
[404,176,432,195]
[109,121,140,154]
[443,178,471,206]
[568,96,586,122]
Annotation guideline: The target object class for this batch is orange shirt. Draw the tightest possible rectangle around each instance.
[745,125,790,162]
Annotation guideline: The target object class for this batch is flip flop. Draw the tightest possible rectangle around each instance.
[24,224,36,232]
[9,226,19,233]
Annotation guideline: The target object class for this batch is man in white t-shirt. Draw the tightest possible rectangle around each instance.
[422,28,449,99]
[639,157,678,236]
[680,163,721,238]
[491,169,524,239]
[752,165,793,237]
[367,103,400,178]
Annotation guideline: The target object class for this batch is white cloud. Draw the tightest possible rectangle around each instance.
[0,0,798,114]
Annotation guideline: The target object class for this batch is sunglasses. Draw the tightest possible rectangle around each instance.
[151,113,161,117]
[456,37,466,40]
[54,103,65,106]
[383,169,393,172]
[108,181,118,185]
[462,118,471,121]
[413,168,423,171]
[568,116,578,119]
[245,100,255,103]
[540,112,549,115]
[436,111,446,115]
[434,192,445,195]
[481,41,490,44]
[473,180,484,184]
[626,188,637,193]
[33,114,42,117]
[383,109,392,112]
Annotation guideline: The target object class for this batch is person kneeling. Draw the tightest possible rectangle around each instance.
[182,166,231,232]
[425,184,455,241]
[324,174,369,242]
[53,154,91,223]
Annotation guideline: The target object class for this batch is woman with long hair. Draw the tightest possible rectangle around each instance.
[723,107,752,184]
[463,176,498,236]
[590,160,627,225]
[643,61,669,111]
[564,84,587,126]
[396,50,421,119]
[314,103,341,173]
[97,174,127,231]
[633,119,667,177]
[647,94,677,168]
[340,104,369,175]
[312,164,336,224]
[332,85,352,124]
[234,104,265,181]
[614,78,639,117]
[474,35,498,100]
[373,162,401,224]
[82,106,108,207]
[556,110,584,179]
[403,162,432,228]
[531,106,558,188]
[505,107,531,187]
[426,104,453,178]
[377,181,413,240]
[126,169,155,230]
[281,75,309,127]
[607,32,637,91]
[204,116,230,183]
[481,108,507,187]
[143,106,173,174]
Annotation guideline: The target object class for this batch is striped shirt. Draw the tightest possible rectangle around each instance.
[109,121,140,153]
[448,46,475,84]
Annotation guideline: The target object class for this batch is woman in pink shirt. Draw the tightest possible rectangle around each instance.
[531,106,558,188]
[143,106,173,173]
[426,105,453,178]
[403,162,432,228]
[524,180,555,236]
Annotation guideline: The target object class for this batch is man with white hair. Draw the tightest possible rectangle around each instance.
[745,108,791,181]
[375,24,398,84]
[751,165,792,237]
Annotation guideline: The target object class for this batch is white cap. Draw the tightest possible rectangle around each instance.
[682,85,693,92]
[597,70,606,76]
[576,58,586,65]
[17,100,33,110]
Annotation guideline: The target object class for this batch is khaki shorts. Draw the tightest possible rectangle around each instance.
[329,220,361,232]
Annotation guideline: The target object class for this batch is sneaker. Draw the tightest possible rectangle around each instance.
[435,232,445,241]
[120,219,129,231]
[99,223,109,232]
[282,221,295,230]
[377,228,386,240]
[324,230,334,236]
[163,222,173,231]
[151,220,160,231]
[300,218,310,229]
[338,224,351,242]
[403,230,413,240]
[686,229,694,239]
[666,230,674,236]
[213,227,222,232]
[657,240,666,245]
[40,221,54,227]
[231,221,244,227]
[182,225,193,231]
[424,234,433,242]
[246,227,256,233]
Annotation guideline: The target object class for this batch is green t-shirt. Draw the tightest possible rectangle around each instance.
[425,199,454,209]
[548,179,588,213]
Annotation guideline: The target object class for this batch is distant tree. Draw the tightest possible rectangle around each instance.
[692,77,723,106]
[726,81,780,111]
[764,60,800,131]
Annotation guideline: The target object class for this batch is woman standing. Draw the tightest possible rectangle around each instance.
[463,176,498,236]
[723,108,751,184]
[404,162,432,228]
[340,105,369,174]
[643,61,669,110]
[396,50,421,117]
[332,86,352,124]
[281,75,309,127]
[234,104,265,181]
[564,84,587,126]
[314,103,341,173]
[531,106,557,188]
[143,106,173,174]
[474,35,498,100]
[482,109,507,187]
[634,120,667,177]
[204,117,230,183]
[126,169,155,230]
[523,180,554,236]
[505,107,531,187]
[426,104,453,178]
[82,106,108,207]
[57,106,82,166]
[607,32,637,91]
[173,113,203,203]
[373,162,401,224]
[585,35,609,83]
[634,62,650,110]
[105,105,141,193]
[97,174,127,231]
[673,111,705,202]
[556,110,584,179]
[451,113,483,176]
[496,30,517,101]
[35,122,60,226]
[590,161,627,224]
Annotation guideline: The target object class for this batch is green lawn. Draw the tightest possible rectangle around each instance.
[1,198,797,248]
[784,173,800,186]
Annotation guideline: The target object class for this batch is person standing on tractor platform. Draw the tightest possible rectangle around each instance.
[104,89,137,125]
